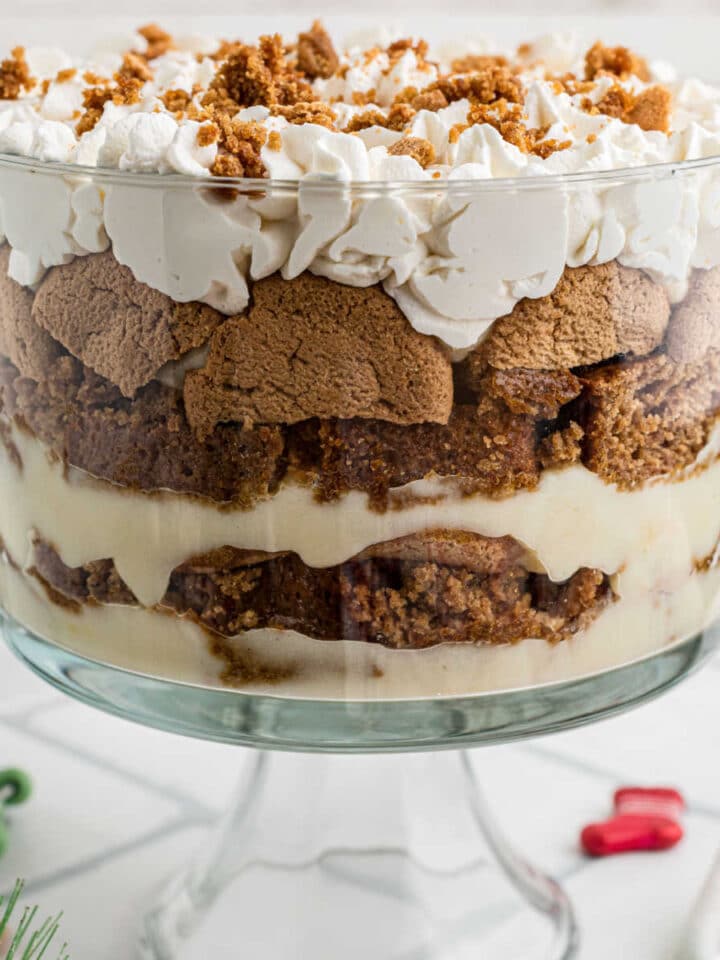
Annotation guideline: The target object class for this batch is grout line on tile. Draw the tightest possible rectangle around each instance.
[521,742,720,821]
[8,696,70,724]
[2,814,209,899]
[0,698,64,727]
[0,714,220,821]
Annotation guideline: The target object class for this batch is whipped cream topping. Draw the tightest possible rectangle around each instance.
[0,28,720,345]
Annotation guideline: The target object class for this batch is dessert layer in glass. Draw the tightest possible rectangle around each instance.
[1,25,720,696]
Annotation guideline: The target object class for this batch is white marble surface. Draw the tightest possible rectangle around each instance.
[1,638,720,958]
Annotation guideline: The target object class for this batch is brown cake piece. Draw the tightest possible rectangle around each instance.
[0,355,286,506]
[31,529,611,650]
[355,529,528,572]
[32,252,223,397]
[160,534,614,648]
[665,267,720,363]
[479,366,583,418]
[184,272,453,438]
[30,538,137,607]
[470,263,670,372]
[288,400,539,507]
[581,349,720,486]
[0,246,63,381]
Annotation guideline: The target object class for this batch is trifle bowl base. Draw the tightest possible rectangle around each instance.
[138,750,578,960]
[4,616,720,959]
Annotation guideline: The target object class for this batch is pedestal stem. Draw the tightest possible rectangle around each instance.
[141,750,579,960]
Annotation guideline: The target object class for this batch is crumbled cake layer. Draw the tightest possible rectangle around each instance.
[1,254,720,503]
[28,532,613,649]
[583,350,720,486]
[0,356,286,506]
[288,403,540,506]
[0,355,541,505]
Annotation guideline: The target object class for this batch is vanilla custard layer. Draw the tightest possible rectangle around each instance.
[2,557,719,699]
[2,423,720,609]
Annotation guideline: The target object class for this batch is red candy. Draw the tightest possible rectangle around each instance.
[614,787,685,820]
[580,786,685,858]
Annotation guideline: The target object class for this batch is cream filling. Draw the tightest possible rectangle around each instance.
[2,557,719,700]
[2,423,720,609]
[3,424,720,696]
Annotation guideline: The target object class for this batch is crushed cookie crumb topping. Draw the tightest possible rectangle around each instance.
[118,51,154,83]
[0,47,36,101]
[584,81,672,133]
[584,41,650,82]
[138,23,175,61]
[197,122,220,147]
[55,68,77,84]
[204,35,314,113]
[209,113,268,178]
[297,20,339,80]
[0,26,692,178]
[161,88,192,113]
[388,135,436,167]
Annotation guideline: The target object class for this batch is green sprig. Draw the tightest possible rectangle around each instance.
[0,881,68,960]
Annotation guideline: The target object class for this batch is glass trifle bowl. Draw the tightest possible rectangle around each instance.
[2,24,720,958]
[2,161,720,707]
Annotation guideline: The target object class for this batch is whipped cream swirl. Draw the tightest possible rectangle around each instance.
[0,30,719,347]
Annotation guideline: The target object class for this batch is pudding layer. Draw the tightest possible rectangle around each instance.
[2,548,718,699]
[2,419,720,693]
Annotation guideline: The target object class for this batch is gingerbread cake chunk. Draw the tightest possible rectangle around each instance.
[184,273,453,437]
[0,354,286,506]
[32,252,224,397]
[471,263,670,372]
[665,267,720,363]
[290,399,539,506]
[581,349,720,486]
[0,247,63,381]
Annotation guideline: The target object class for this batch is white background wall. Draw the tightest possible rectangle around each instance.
[2,8,720,80]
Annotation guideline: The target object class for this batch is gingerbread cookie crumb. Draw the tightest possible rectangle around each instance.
[584,41,650,82]
[0,47,36,101]
[138,23,175,61]
[625,85,672,133]
[208,114,268,178]
[589,82,672,133]
[118,51,154,84]
[162,88,192,113]
[297,20,339,80]
[197,122,220,147]
[388,135,436,167]
[271,101,336,128]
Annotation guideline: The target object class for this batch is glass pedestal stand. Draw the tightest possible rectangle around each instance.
[5,616,719,960]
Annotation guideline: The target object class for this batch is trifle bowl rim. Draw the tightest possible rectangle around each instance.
[2,148,720,193]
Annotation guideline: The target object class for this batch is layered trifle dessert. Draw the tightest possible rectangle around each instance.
[1,24,720,697]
